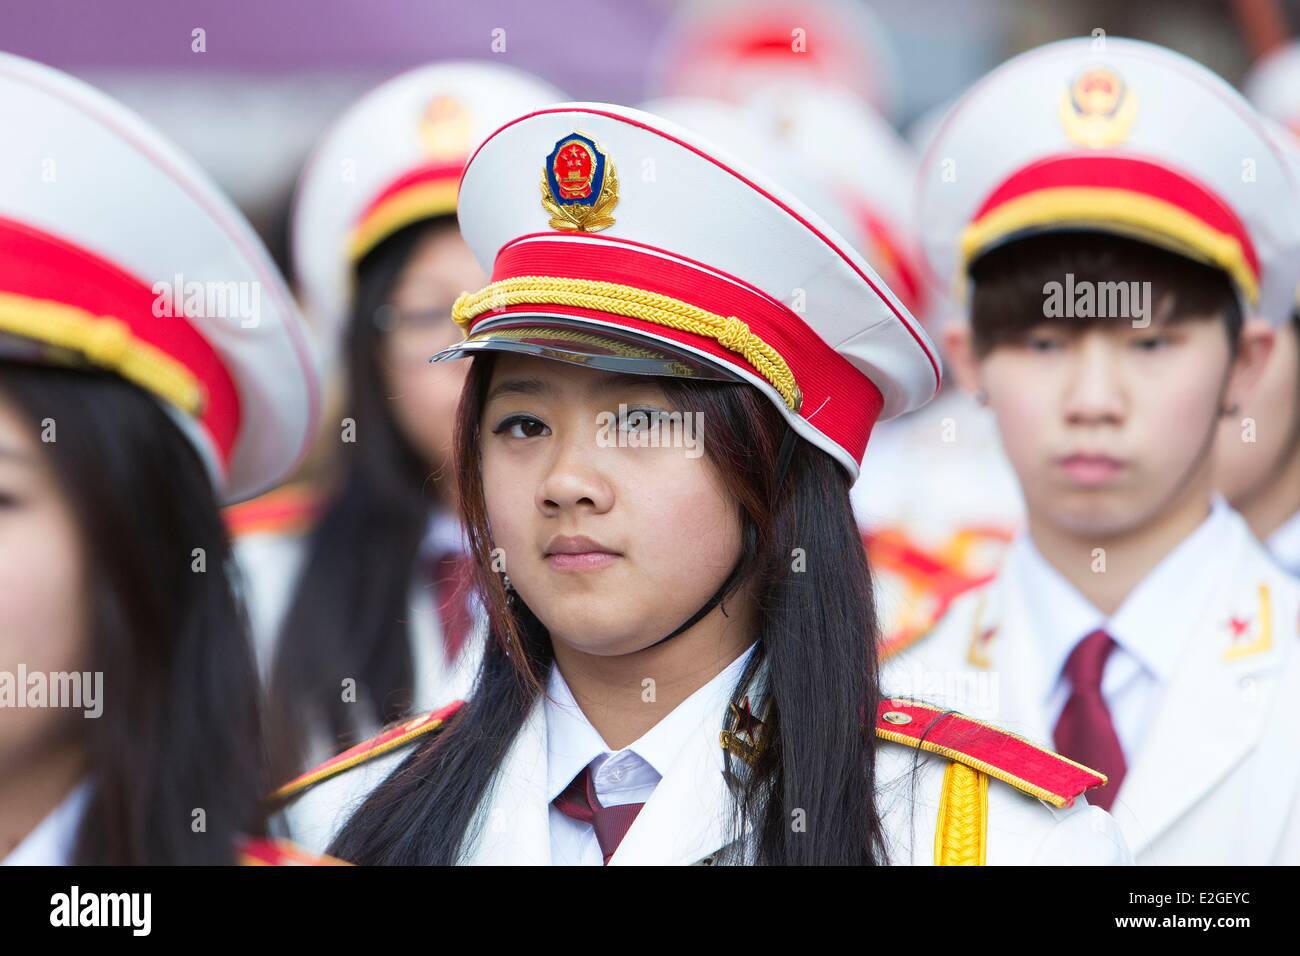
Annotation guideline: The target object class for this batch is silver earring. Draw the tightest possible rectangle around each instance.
[1222,401,1241,416]
[974,388,989,406]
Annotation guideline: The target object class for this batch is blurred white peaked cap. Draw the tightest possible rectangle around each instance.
[916,36,1300,327]
[1259,117,1300,313]
[648,0,901,122]
[638,96,872,253]
[1244,41,1300,137]
[744,86,928,320]
[1246,45,1300,316]
[0,52,320,503]
[431,101,941,480]
[292,60,567,357]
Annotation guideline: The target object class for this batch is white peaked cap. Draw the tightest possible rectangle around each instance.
[431,102,941,478]
[1244,41,1300,136]
[638,95,871,253]
[916,37,1300,326]
[0,53,320,502]
[648,0,901,122]
[292,60,566,354]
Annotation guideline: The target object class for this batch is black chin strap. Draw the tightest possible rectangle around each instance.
[647,426,800,649]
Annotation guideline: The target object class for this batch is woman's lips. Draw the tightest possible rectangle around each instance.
[545,551,621,571]
[1056,453,1127,485]
[544,534,622,572]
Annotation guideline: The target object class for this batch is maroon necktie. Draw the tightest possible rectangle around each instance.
[429,550,473,664]
[1053,628,1127,811]
[552,765,645,864]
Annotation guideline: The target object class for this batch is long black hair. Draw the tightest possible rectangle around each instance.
[329,351,889,865]
[1,361,267,864]
[266,219,452,781]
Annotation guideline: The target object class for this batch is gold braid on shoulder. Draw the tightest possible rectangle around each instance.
[933,762,988,865]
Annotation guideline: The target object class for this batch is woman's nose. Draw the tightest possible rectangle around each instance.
[536,428,615,515]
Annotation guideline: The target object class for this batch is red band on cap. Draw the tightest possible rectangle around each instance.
[972,153,1260,279]
[350,160,466,261]
[0,216,241,464]
[355,160,466,227]
[477,233,885,465]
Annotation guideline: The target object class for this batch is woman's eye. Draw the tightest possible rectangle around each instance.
[619,407,664,432]
[1131,334,1173,351]
[492,415,550,439]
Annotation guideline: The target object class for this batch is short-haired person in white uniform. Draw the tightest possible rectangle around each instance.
[0,54,320,865]
[270,101,1131,865]
[894,37,1300,864]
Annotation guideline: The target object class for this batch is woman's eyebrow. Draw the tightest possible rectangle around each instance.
[485,377,551,404]
[589,371,659,395]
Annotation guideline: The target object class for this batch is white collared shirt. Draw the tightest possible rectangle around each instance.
[1266,509,1300,579]
[544,644,756,866]
[1010,496,1239,761]
[2,780,91,866]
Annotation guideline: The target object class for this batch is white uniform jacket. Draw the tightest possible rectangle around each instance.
[274,672,1132,865]
[887,509,1300,864]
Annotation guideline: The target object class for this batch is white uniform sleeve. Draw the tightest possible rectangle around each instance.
[1029,800,1134,865]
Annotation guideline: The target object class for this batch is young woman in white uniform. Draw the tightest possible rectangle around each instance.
[274,102,1129,865]
[0,54,318,865]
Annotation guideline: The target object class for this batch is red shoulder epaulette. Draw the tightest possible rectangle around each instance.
[238,836,351,866]
[223,482,320,538]
[271,700,465,804]
[874,698,1106,808]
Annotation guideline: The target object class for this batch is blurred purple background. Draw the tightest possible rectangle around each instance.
[4,0,1296,267]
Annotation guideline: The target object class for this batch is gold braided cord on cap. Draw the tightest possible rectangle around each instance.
[452,275,803,411]
[0,291,205,414]
[933,762,988,866]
